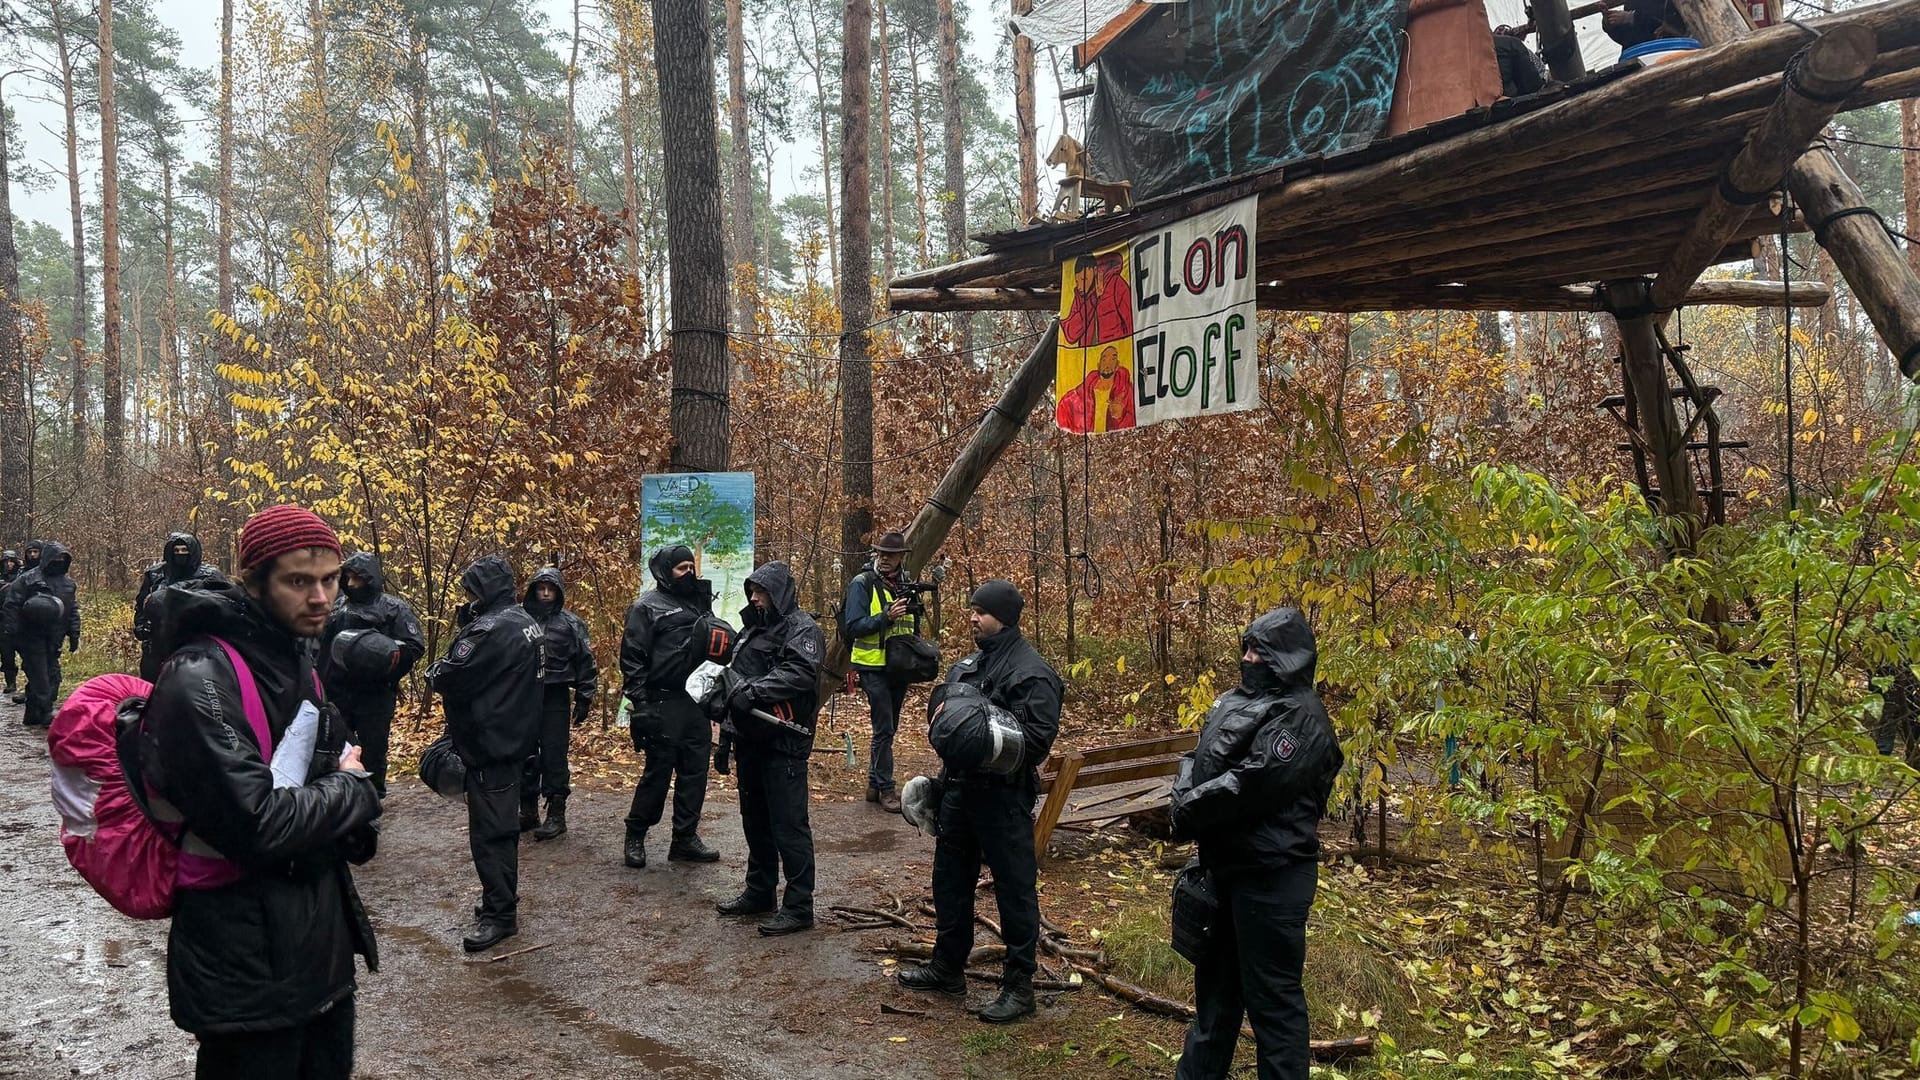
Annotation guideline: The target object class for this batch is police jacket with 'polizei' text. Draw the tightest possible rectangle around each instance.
[1170,607,1343,874]
[426,557,544,767]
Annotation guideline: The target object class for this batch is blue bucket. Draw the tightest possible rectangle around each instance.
[1622,37,1703,64]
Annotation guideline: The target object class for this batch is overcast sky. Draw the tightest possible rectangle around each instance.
[6,0,1070,241]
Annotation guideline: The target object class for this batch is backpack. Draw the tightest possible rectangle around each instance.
[48,638,274,919]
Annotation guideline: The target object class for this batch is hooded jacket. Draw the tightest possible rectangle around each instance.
[522,567,598,704]
[134,533,225,641]
[141,577,383,1035]
[621,547,720,705]
[942,625,1063,789]
[319,553,427,695]
[1,540,81,645]
[727,562,825,757]
[0,550,20,585]
[425,557,543,767]
[1169,608,1343,872]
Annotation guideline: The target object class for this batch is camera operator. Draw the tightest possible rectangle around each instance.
[844,530,924,812]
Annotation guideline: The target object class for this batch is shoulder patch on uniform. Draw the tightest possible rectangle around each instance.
[800,637,820,659]
[1275,730,1298,762]
[453,637,475,660]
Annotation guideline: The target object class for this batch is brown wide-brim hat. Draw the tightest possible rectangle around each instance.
[872,531,910,553]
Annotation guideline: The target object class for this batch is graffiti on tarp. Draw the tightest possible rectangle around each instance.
[1086,0,1408,200]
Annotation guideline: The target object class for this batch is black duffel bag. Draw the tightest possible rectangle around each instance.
[884,633,940,683]
[1169,858,1219,965]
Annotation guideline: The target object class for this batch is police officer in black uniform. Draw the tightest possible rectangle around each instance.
[132,532,226,681]
[1167,608,1343,1080]
[1,540,81,729]
[0,550,21,694]
[2,541,41,703]
[716,561,823,937]
[521,566,598,840]
[425,556,544,953]
[897,580,1061,1023]
[621,545,725,867]
[320,552,427,797]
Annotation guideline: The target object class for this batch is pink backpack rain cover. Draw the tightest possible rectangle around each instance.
[47,639,273,919]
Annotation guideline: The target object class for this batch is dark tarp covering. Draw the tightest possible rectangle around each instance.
[1085,0,1409,201]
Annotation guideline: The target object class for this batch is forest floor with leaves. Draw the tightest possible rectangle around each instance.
[5,616,1919,1078]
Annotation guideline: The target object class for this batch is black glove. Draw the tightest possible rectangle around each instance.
[726,680,756,718]
[572,696,592,728]
[67,635,79,654]
[713,736,732,776]
[341,821,380,866]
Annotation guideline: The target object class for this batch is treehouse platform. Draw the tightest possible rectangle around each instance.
[888,3,1920,327]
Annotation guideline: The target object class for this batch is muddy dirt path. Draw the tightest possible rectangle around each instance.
[0,693,1062,1079]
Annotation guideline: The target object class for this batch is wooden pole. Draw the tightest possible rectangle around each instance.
[1532,0,1588,82]
[1604,279,1704,551]
[820,322,1060,681]
[1650,25,1875,311]
[1672,0,1920,377]
[888,280,1833,314]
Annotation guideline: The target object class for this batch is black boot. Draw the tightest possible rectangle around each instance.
[623,829,647,868]
[533,796,568,841]
[897,962,966,996]
[518,798,540,834]
[976,985,1036,1023]
[757,909,813,936]
[716,892,775,917]
[669,834,720,862]
[462,920,517,953]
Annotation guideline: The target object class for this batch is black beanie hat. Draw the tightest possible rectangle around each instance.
[968,579,1024,627]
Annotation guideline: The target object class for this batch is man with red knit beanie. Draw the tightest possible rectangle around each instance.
[144,503,382,1078]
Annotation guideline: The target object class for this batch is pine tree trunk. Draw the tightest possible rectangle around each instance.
[726,0,756,333]
[212,0,236,565]
[309,0,331,281]
[615,0,642,275]
[99,0,127,583]
[567,0,582,174]
[876,0,895,287]
[161,154,182,452]
[0,74,33,542]
[53,2,88,471]
[935,0,969,350]
[1013,0,1038,223]
[1903,99,1919,278]
[840,0,875,575]
[909,34,928,265]
[806,4,839,292]
[653,0,732,471]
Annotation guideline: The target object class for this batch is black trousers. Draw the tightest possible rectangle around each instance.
[465,763,521,926]
[859,668,910,794]
[625,696,709,838]
[0,633,15,688]
[1175,860,1318,1080]
[19,637,60,727]
[523,685,574,802]
[138,638,163,683]
[931,781,1039,988]
[335,688,398,796]
[734,742,814,915]
[194,996,355,1079]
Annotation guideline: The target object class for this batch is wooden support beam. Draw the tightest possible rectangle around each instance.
[819,323,1061,683]
[888,279,1830,314]
[1650,26,1876,311]
[1605,279,1704,551]
[1533,0,1588,82]
[1673,0,1920,376]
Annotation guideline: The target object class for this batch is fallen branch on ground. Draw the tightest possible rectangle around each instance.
[472,942,554,964]
[832,904,920,930]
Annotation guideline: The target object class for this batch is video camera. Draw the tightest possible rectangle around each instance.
[894,580,939,618]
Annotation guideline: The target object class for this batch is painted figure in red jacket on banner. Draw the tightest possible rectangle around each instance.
[1061,252,1133,348]
[1055,344,1137,434]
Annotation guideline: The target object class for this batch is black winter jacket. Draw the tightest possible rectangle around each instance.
[320,553,427,696]
[522,567,598,712]
[942,626,1063,789]
[1,540,81,646]
[728,562,825,757]
[133,533,225,640]
[1170,607,1343,873]
[142,579,383,1035]
[425,557,543,766]
[621,548,720,705]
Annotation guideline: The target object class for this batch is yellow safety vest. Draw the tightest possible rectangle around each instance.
[851,573,919,668]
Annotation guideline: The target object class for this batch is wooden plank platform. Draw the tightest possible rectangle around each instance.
[888,3,1920,315]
